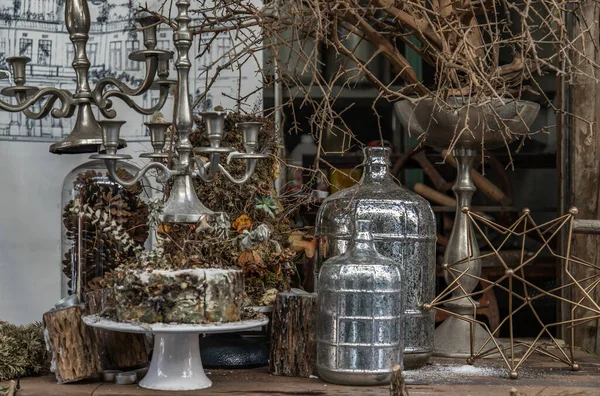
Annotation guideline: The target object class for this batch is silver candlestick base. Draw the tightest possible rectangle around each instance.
[434,308,499,358]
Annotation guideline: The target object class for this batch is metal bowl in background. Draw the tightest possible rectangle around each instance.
[394,97,540,150]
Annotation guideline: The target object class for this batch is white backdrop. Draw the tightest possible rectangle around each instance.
[0,142,151,324]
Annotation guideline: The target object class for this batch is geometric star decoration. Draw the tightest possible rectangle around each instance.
[424,207,600,379]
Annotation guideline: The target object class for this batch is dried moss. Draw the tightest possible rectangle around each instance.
[190,113,280,220]
[0,321,48,381]
[190,113,296,305]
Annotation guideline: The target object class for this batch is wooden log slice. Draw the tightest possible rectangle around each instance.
[390,364,409,396]
[85,289,148,370]
[42,305,101,384]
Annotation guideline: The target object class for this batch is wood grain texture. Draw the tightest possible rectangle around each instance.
[42,305,101,384]
[570,0,600,355]
[572,219,600,234]
[85,289,148,370]
[390,364,409,396]
[8,349,600,396]
[269,291,318,377]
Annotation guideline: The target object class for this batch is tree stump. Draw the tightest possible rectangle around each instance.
[269,290,317,377]
[85,289,148,370]
[42,305,101,384]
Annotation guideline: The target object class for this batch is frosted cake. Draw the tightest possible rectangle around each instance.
[113,268,244,324]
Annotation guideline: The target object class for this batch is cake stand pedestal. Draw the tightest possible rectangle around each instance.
[83,315,268,391]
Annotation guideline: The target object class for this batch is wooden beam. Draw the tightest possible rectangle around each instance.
[573,220,600,234]
[567,0,600,355]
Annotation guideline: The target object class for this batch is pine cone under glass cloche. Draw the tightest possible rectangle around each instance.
[60,160,151,297]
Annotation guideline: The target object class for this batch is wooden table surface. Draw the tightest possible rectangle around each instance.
[5,349,600,396]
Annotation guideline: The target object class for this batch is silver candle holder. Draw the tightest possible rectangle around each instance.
[90,115,268,223]
[0,0,268,223]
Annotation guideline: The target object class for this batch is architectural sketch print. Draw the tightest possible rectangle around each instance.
[0,0,262,143]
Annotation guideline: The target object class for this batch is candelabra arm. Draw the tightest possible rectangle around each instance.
[191,157,211,182]
[217,157,258,185]
[97,85,170,118]
[22,96,60,119]
[92,58,159,110]
[206,153,222,178]
[105,159,174,185]
[0,88,74,118]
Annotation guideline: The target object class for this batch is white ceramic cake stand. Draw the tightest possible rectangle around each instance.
[83,314,268,391]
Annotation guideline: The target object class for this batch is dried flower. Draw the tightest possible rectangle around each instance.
[238,250,267,279]
[239,224,271,251]
[232,214,252,234]
[259,288,278,306]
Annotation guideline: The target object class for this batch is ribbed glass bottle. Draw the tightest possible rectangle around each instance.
[317,219,403,385]
[60,160,152,299]
[315,146,436,369]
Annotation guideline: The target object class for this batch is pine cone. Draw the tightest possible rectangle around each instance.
[87,277,104,292]
[61,168,150,294]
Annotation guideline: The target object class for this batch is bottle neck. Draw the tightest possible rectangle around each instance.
[348,219,377,257]
[349,239,376,252]
[361,147,392,183]
[361,163,389,183]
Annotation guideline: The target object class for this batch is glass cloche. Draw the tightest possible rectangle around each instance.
[60,160,152,299]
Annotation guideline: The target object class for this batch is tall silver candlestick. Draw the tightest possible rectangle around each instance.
[433,148,487,357]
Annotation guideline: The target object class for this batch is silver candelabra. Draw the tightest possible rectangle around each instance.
[0,0,268,223]
[0,0,173,154]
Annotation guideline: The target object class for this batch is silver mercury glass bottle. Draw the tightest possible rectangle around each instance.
[317,219,403,385]
[315,146,436,369]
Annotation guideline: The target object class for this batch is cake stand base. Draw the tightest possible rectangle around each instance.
[83,315,268,391]
[142,333,210,390]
